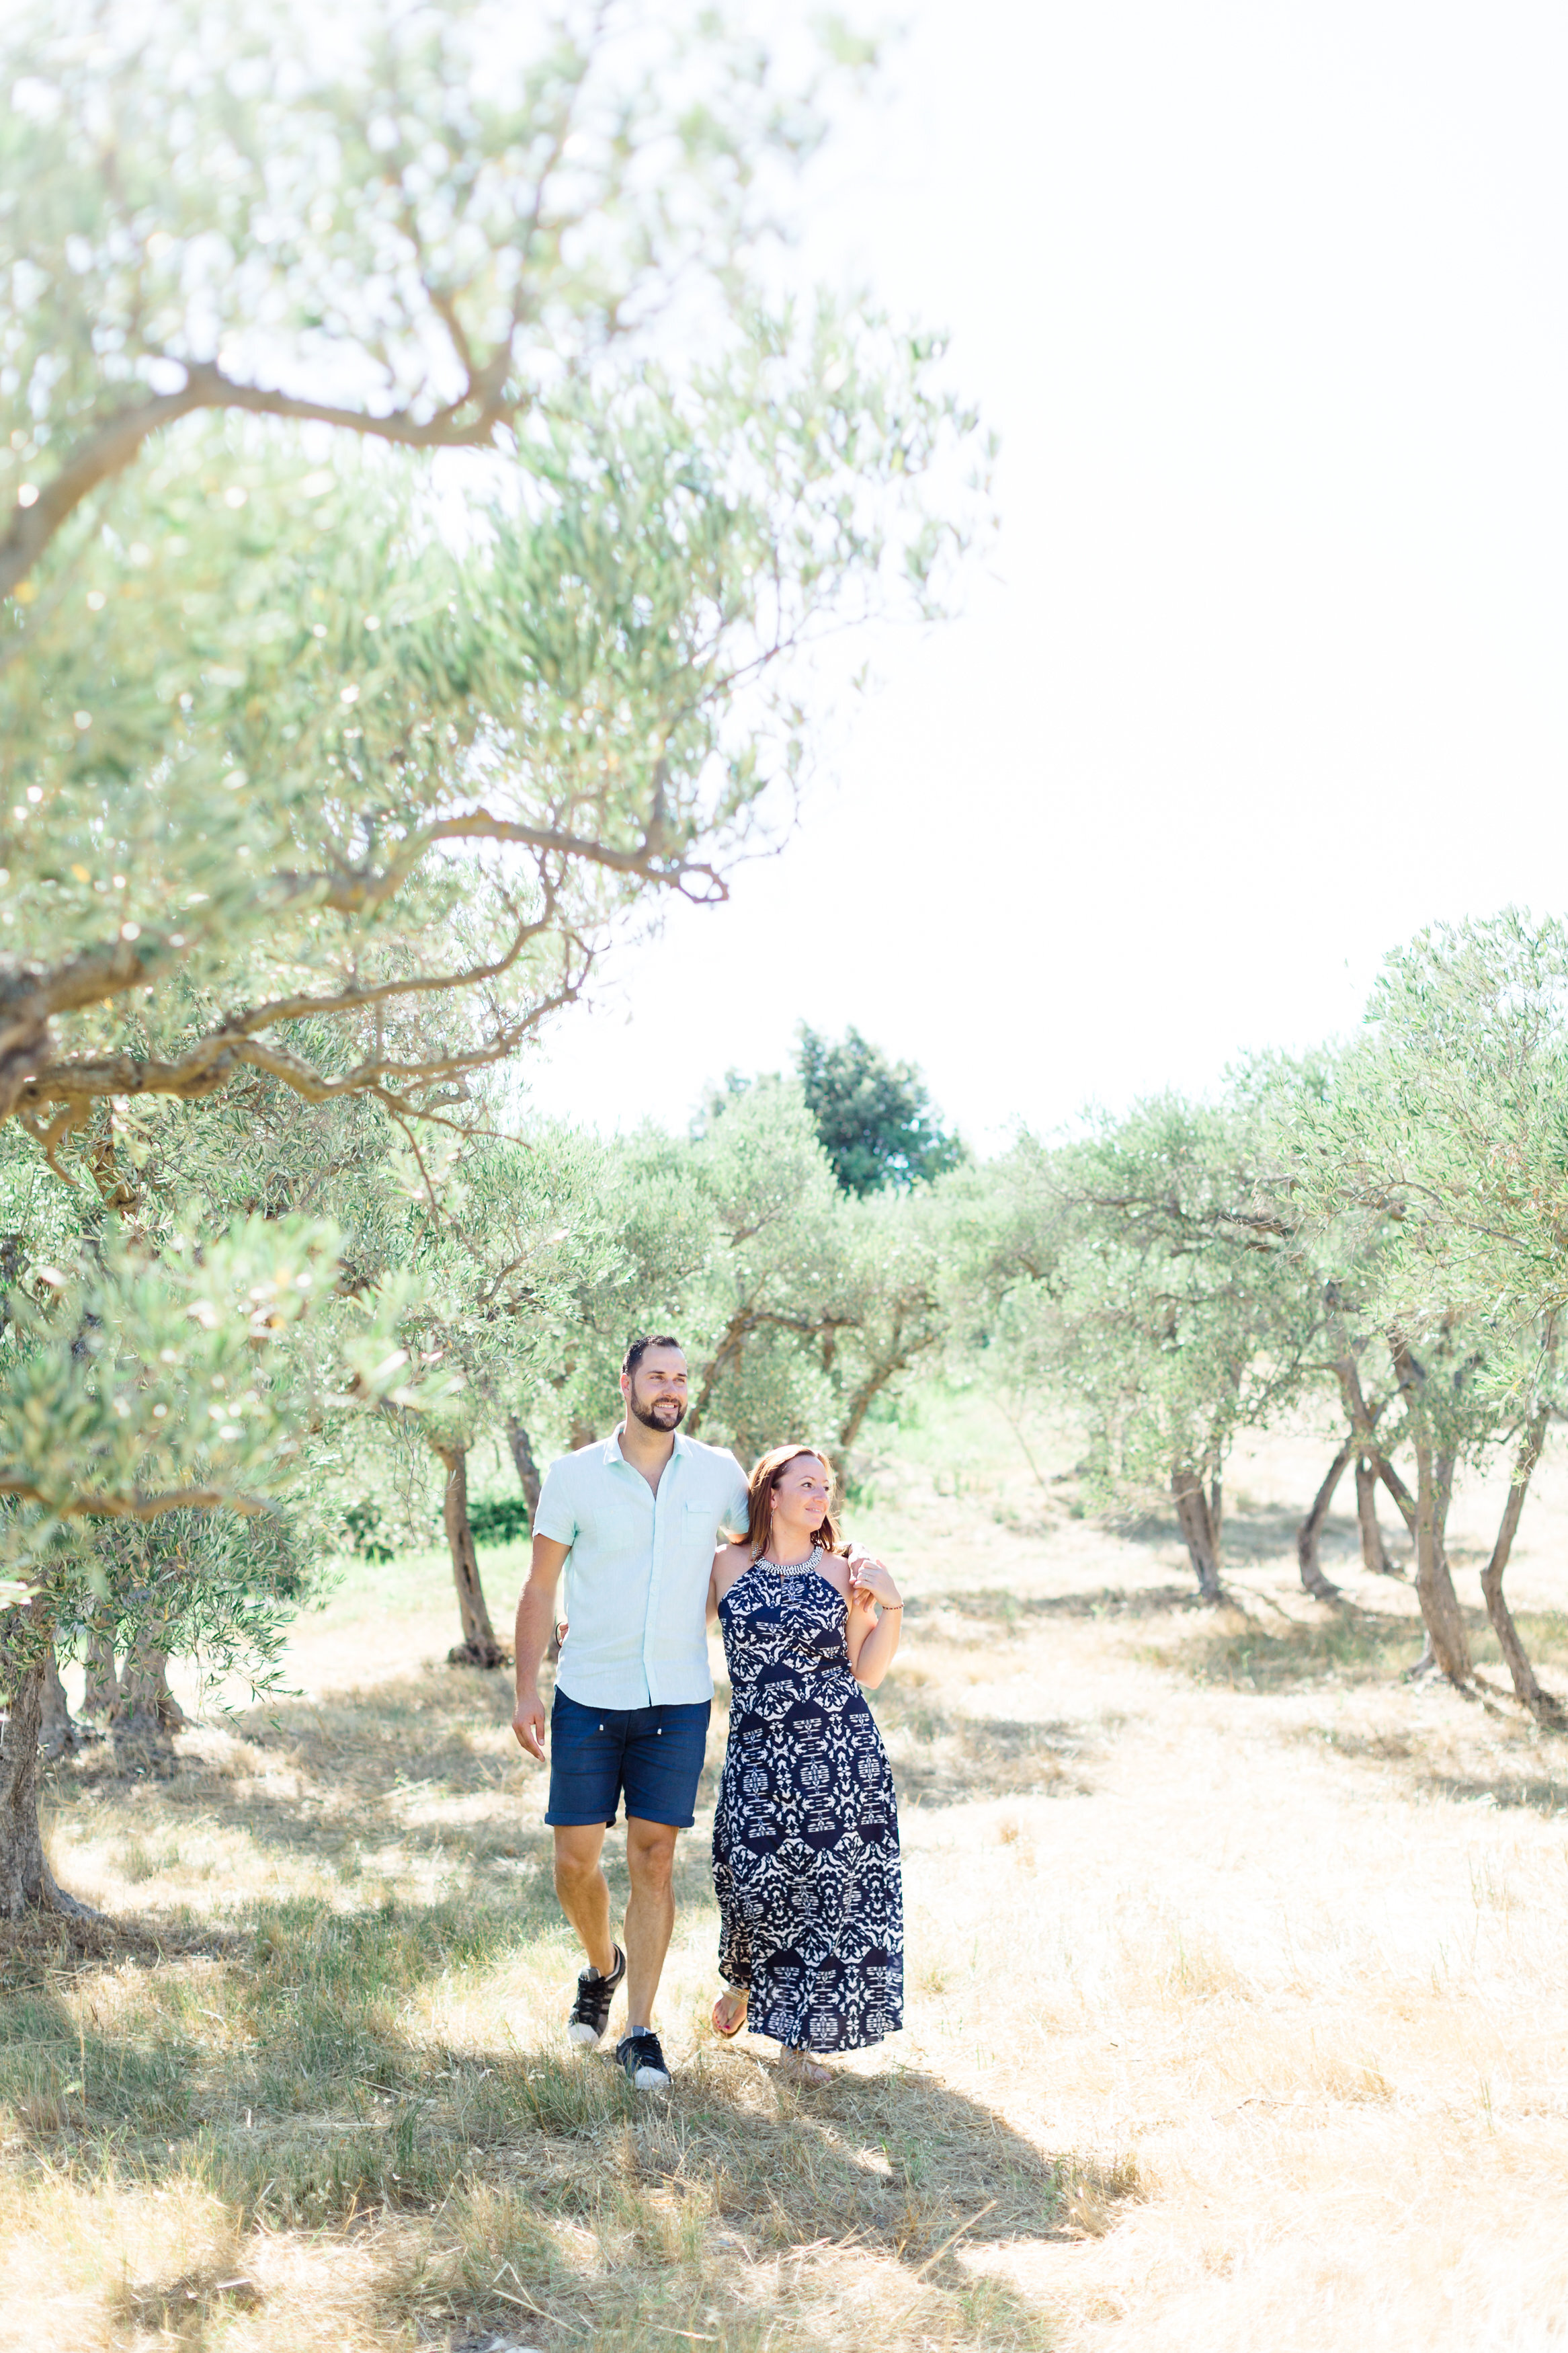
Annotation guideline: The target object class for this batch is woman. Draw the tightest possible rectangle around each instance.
[708,1445,905,2085]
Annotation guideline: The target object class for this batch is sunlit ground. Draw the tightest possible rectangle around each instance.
[5,1393,1568,2350]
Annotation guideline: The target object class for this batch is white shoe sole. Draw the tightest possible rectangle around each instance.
[628,2065,671,2092]
[566,2021,604,2049]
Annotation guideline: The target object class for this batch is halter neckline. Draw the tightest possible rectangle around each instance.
[757,1540,825,1575]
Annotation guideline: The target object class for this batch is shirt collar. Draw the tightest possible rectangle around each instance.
[605,1425,688,1467]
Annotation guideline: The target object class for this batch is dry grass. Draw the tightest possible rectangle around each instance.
[6,1406,1568,2348]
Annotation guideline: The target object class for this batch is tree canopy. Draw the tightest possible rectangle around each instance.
[0,0,980,1540]
[795,1025,964,1196]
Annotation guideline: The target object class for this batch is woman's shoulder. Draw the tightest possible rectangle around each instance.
[712,1540,753,1596]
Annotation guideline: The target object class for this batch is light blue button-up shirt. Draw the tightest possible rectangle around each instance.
[535,1429,750,1710]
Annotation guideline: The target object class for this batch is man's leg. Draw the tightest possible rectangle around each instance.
[552,1823,618,1977]
[622,1817,679,2031]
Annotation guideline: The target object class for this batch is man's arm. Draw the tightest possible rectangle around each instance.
[723,1455,751,1542]
[512,1534,570,1761]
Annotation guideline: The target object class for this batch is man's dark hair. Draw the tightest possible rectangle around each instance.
[623,1333,684,1380]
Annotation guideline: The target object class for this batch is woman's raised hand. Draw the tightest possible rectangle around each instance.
[846,1544,902,1615]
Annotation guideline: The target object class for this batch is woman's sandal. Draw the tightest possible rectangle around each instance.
[711,1990,748,2040]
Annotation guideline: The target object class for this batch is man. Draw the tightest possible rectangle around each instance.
[511,1334,749,2091]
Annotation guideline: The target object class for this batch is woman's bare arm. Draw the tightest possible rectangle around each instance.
[843,1546,903,1687]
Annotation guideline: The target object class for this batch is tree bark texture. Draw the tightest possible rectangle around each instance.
[507,1417,557,1663]
[111,1625,185,1776]
[1297,1439,1353,1600]
[83,1624,120,1721]
[1171,1464,1223,1601]
[1411,1438,1472,1682]
[0,1609,93,1919]
[836,1313,940,1454]
[1372,1451,1418,1537]
[1355,1458,1395,1574]
[505,1417,542,1522]
[1480,1408,1554,1715]
[1333,1352,1413,1536]
[438,1443,504,1668]
[838,1369,891,1456]
[39,1642,84,1760]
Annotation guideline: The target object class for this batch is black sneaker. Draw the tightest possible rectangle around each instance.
[615,2028,671,2093]
[566,1946,625,2050]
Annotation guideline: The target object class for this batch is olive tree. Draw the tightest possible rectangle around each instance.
[0,1177,423,1914]
[0,0,980,1912]
[508,1080,956,1485]
[1284,914,1568,1708]
[339,1124,613,1666]
[518,1082,843,1467]
[964,1099,1321,1600]
[0,0,973,1467]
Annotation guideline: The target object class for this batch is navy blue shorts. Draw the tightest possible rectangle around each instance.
[546,1691,712,1830]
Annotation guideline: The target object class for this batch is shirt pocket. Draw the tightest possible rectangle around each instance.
[583,1507,641,1554]
[684,1497,723,1554]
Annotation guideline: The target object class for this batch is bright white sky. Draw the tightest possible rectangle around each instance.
[523,0,1568,1149]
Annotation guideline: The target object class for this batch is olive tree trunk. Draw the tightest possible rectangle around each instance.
[0,1609,93,1919]
[1297,1437,1354,1599]
[82,1622,120,1720]
[506,1416,558,1663]
[438,1442,504,1669]
[1389,1336,1473,1682]
[40,1641,87,1759]
[836,1312,941,1455]
[112,1625,186,1776]
[1372,1449,1418,1543]
[1480,1406,1555,1715]
[505,1416,542,1521]
[1335,1355,1415,1539]
[1171,1463,1223,1601]
[1329,1357,1403,1574]
[1355,1456,1395,1573]
[1411,1435,1472,1682]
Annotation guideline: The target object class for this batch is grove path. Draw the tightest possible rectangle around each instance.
[24,1412,1568,2352]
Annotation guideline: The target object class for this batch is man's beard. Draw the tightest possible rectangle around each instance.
[630,1394,686,1432]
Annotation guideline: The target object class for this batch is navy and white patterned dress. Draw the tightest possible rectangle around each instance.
[713,1551,903,2052]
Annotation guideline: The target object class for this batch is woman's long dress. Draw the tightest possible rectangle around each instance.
[713,1555,903,2052]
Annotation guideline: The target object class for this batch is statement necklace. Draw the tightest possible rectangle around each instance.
[761,1541,824,1577]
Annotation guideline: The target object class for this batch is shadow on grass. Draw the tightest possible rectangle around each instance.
[1284,1706,1568,1813]
[1175,1594,1568,1702]
[1171,1600,1430,1692]
[867,1681,1108,1804]
[1319,1732,1568,1815]
[0,1884,1104,2351]
[1069,1490,1411,1578]
[50,1660,552,1893]
[48,1637,1104,1921]
[909,1583,1198,1630]
[13,1656,1110,2345]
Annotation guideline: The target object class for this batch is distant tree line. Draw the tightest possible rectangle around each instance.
[953,914,1568,1722]
[326,914,1568,1739]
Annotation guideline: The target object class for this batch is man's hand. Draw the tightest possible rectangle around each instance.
[512,1688,547,1762]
